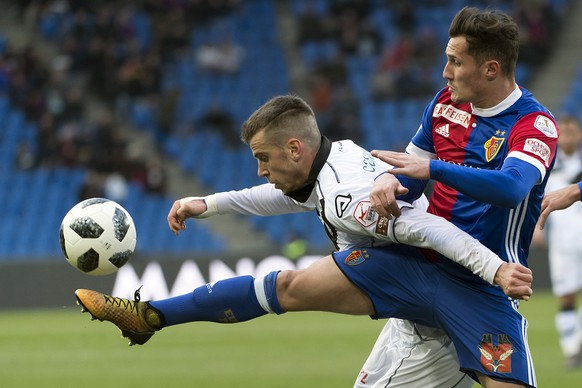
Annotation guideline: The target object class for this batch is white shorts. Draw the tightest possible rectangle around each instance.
[354,319,474,388]
[549,246,582,296]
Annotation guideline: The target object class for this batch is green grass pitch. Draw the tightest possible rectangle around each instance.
[0,291,580,387]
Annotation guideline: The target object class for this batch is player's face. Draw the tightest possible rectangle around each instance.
[443,36,489,106]
[557,120,582,155]
[249,130,306,194]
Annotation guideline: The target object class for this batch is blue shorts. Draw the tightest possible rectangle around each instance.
[333,245,536,387]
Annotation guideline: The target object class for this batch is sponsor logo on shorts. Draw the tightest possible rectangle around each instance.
[345,250,368,266]
[479,334,514,373]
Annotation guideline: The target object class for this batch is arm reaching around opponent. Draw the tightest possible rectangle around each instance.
[169,186,533,300]
[393,206,532,300]
[537,182,582,230]
[371,150,540,209]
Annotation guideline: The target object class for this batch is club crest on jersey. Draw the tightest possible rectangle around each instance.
[484,135,505,162]
[479,334,514,373]
[353,201,378,227]
[345,250,368,266]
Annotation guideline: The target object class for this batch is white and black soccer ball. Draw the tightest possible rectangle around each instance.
[59,198,137,276]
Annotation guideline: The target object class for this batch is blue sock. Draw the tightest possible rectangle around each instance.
[259,270,285,315]
[150,275,268,327]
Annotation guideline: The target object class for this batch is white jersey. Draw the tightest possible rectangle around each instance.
[193,138,493,387]
[203,139,503,284]
[544,149,582,296]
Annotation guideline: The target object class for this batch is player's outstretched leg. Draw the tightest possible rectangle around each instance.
[75,287,164,346]
[75,272,281,346]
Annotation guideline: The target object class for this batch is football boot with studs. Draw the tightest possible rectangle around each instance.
[75,287,163,346]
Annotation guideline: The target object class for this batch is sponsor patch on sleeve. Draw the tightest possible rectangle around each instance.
[353,201,378,227]
[523,138,551,166]
[375,216,389,236]
[533,115,558,138]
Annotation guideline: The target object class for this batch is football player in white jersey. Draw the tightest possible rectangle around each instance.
[75,95,532,387]
[533,115,582,369]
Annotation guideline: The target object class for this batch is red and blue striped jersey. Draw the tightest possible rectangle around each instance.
[407,86,558,270]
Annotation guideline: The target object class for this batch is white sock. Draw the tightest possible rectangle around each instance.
[556,310,582,357]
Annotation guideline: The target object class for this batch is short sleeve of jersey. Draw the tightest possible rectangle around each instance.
[506,112,559,181]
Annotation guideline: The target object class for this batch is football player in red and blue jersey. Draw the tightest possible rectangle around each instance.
[369,6,558,388]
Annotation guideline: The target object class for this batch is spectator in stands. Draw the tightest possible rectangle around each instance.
[144,156,167,195]
[392,1,416,35]
[78,169,105,202]
[336,7,362,55]
[369,34,415,101]
[14,140,37,170]
[513,0,559,68]
[308,73,333,115]
[297,3,325,44]
[356,20,382,56]
[313,51,348,86]
[414,26,440,68]
[196,37,245,75]
[36,111,60,167]
[323,85,363,144]
[197,104,239,148]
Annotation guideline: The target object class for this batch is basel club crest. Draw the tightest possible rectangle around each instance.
[479,333,514,373]
[484,134,505,162]
[345,250,368,266]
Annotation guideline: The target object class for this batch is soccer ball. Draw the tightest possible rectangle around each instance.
[59,198,137,276]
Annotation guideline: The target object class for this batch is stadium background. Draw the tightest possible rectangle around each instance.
[1,0,582,386]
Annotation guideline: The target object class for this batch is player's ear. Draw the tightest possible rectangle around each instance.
[287,138,302,161]
[484,60,500,80]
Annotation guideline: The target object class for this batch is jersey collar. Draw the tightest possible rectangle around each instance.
[285,136,332,203]
[471,84,521,117]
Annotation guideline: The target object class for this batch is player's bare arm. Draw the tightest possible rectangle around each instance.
[493,263,533,301]
[392,207,532,299]
[538,183,582,230]
[167,198,208,235]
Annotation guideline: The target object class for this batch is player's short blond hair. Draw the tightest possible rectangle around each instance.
[241,95,321,149]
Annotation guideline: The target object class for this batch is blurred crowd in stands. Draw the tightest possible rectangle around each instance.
[296,0,564,144]
[5,0,242,202]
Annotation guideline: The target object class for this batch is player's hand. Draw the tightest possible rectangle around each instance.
[537,183,580,230]
[493,263,533,301]
[167,198,207,235]
[371,150,431,180]
[370,172,408,218]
